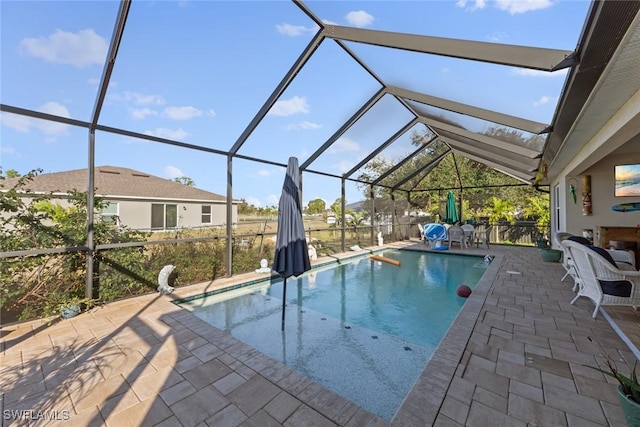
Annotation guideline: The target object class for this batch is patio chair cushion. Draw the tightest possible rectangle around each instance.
[588,246,618,268]
[567,235,591,246]
[599,279,632,297]
[582,244,633,296]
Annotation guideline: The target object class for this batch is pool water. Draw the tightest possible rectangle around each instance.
[179,249,488,420]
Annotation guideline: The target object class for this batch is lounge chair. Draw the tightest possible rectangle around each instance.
[447,226,467,249]
[561,239,640,318]
[423,223,448,249]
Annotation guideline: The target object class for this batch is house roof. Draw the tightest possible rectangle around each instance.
[2,166,230,203]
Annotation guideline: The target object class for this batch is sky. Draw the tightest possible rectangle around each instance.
[0,0,592,208]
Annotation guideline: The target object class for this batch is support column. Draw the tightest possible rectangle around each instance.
[86,131,96,299]
[226,154,233,276]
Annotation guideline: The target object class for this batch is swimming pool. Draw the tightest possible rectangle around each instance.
[178,249,488,420]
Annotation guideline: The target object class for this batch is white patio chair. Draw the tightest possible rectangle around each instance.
[447,226,467,249]
[554,232,579,289]
[562,239,640,318]
[461,224,475,247]
[474,225,492,249]
[608,249,636,269]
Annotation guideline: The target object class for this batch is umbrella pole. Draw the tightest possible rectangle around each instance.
[281,277,287,331]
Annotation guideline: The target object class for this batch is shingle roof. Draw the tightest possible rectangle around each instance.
[1,166,229,202]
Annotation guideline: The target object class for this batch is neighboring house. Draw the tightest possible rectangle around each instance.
[1,166,238,231]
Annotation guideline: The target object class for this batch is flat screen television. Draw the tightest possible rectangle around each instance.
[614,163,640,197]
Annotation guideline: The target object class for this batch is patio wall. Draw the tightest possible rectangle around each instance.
[563,145,640,237]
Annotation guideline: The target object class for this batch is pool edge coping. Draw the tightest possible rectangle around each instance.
[390,251,503,425]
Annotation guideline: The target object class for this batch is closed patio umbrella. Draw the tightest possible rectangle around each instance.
[444,191,459,225]
[273,157,311,331]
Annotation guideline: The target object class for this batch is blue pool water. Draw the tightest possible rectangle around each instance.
[179,249,488,420]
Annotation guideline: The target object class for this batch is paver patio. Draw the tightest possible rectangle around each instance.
[0,243,634,426]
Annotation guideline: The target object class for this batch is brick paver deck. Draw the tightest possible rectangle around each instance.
[0,243,633,426]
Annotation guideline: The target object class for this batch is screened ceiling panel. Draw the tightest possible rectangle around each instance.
[237,40,381,164]
[100,1,312,152]
[3,0,633,209]
[441,138,535,182]
[343,42,569,126]
[393,151,449,192]
[305,94,415,176]
[0,1,118,121]
[377,139,450,188]
[95,130,228,197]
[306,1,589,47]
[390,87,548,135]
[432,130,539,172]
[347,122,431,181]
[412,102,545,154]
[4,117,88,177]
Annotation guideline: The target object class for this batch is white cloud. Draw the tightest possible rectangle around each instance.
[162,106,203,120]
[328,137,360,154]
[0,102,70,136]
[0,112,32,133]
[265,194,279,206]
[207,109,216,117]
[1,145,17,155]
[331,160,355,174]
[256,170,272,177]
[487,31,508,42]
[164,166,184,179]
[20,29,108,68]
[245,197,262,207]
[441,67,450,74]
[322,19,338,26]
[110,91,166,106]
[131,108,157,120]
[284,121,322,131]
[275,23,317,36]
[268,96,309,117]
[88,77,100,85]
[145,128,189,140]
[345,10,374,28]
[37,102,71,135]
[512,68,567,77]
[534,95,557,106]
[495,0,554,14]
[456,0,487,12]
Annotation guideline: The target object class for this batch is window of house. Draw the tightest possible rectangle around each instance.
[151,203,178,229]
[202,205,212,224]
[101,202,118,224]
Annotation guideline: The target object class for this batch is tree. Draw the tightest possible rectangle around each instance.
[173,176,195,186]
[307,198,326,215]
[523,195,550,237]
[330,198,342,220]
[484,197,515,224]
[0,168,21,180]
[1,170,150,320]
[237,199,256,216]
[355,126,545,222]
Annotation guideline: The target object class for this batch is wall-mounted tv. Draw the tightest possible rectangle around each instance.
[615,164,640,197]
